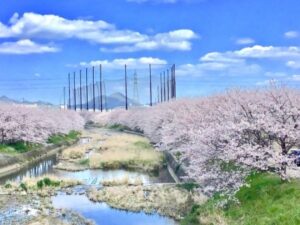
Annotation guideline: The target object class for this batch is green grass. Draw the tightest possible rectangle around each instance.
[36,177,61,189]
[107,124,128,131]
[177,182,200,192]
[79,158,90,166]
[181,172,300,225]
[47,130,81,146]
[0,141,41,154]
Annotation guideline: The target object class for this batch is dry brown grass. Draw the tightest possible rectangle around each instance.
[88,184,196,220]
[89,133,163,172]
[101,176,143,186]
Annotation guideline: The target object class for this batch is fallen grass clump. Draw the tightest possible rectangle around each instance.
[88,184,206,220]
[181,172,300,225]
[101,176,143,186]
[89,133,164,173]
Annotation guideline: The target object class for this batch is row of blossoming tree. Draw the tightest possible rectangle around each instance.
[92,86,300,195]
[0,104,84,144]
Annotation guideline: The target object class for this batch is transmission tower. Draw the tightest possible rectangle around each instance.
[132,70,139,104]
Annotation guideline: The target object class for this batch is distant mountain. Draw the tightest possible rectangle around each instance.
[73,92,141,110]
[0,95,54,106]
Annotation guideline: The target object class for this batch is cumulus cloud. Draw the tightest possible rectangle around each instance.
[101,29,198,52]
[284,31,299,39]
[200,45,300,63]
[235,37,255,45]
[286,60,300,69]
[177,45,300,77]
[0,39,59,54]
[79,57,167,68]
[0,12,197,52]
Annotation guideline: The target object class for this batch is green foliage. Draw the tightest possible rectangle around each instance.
[79,158,90,166]
[47,130,80,145]
[177,183,200,192]
[4,183,12,189]
[0,142,40,154]
[36,177,61,189]
[107,124,127,131]
[181,205,201,225]
[37,180,44,189]
[43,177,51,186]
[181,173,300,225]
[20,183,27,192]
[133,141,152,149]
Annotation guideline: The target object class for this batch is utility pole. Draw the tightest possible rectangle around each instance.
[163,71,166,102]
[92,66,96,112]
[100,64,103,112]
[167,69,170,101]
[174,64,176,98]
[68,73,71,109]
[86,68,89,110]
[160,73,163,102]
[73,72,76,111]
[80,70,82,110]
[125,64,128,110]
[149,64,152,106]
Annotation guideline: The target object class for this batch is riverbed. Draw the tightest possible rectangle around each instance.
[0,128,178,225]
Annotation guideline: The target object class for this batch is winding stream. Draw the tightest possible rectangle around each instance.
[0,131,178,225]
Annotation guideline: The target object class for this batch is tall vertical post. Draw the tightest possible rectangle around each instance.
[68,73,71,109]
[86,68,89,110]
[163,71,166,102]
[80,70,82,110]
[171,65,174,98]
[149,64,152,106]
[125,64,128,110]
[92,66,95,112]
[174,64,176,98]
[167,69,170,101]
[73,72,76,111]
[100,64,103,112]
[160,73,163,102]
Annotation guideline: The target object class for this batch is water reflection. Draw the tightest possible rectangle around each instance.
[52,194,177,225]
[0,156,57,184]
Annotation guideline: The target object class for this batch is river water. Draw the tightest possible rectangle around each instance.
[0,136,177,225]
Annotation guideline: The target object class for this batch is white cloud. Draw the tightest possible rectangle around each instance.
[286,60,300,69]
[0,39,59,54]
[289,74,300,81]
[178,45,300,77]
[200,45,300,63]
[80,57,167,68]
[101,29,198,52]
[0,12,197,52]
[284,31,299,39]
[235,37,255,45]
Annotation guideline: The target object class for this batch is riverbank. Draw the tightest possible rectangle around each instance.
[0,138,80,180]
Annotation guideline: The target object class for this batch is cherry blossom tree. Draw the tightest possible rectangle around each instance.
[94,85,300,195]
[0,104,84,144]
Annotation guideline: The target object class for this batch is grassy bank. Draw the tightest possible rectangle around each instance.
[0,142,41,154]
[47,130,81,146]
[181,173,300,225]
[0,131,80,155]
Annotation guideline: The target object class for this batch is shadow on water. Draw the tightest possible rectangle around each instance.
[52,194,178,225]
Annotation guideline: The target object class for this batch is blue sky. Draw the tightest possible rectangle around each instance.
[0,0,300,104]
